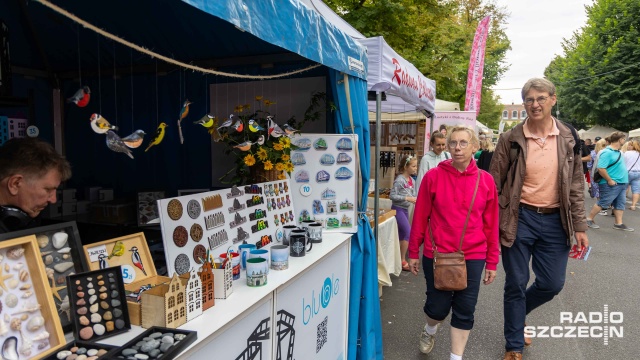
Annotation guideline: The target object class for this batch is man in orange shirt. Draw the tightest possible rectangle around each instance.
[490,78,589,360]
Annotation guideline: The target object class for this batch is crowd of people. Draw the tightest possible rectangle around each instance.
[389,78,592,360]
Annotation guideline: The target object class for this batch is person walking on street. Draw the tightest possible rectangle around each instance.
[390,155,418,271]
[477,139,495,172]
[624,139,640,210]
[408,126,499,360]
[416,131,450,193]
[489,78,589,360]
[586,132,634,231]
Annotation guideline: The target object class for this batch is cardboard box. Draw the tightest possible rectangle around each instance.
[62,202,77,216]
[62,188,77,202]
[85,186,103,201]
[99,188,114,202]
[90,200,135,224]
[83,233,171,326]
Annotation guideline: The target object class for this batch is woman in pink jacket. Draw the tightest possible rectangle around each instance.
[408,126,499,360]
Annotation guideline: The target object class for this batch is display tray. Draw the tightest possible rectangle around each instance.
[83,233,171,326]
[66,266,131,342]
[108,326,197,359]
[0,221,88,334]
[0,235,66,359]
[40,340,118,360]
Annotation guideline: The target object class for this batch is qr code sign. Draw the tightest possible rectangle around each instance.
[316,316,328,353]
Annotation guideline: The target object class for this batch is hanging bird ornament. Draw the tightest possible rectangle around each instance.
[121,130,146,149]
[267,116,286,139]
[248,119,265,132]
[106,130,134,159]
[90,113,118,134]
[145,122,168,152]
[98,254,109,270]
[130,246,147,276]
[282,123,299,136]
[67,86,91,107]
[231,119,244,132]
[256,135,265,145]
[217,114,234,131]
[194,114,215,129]
[177,100,192,144]
[233,141,254,151]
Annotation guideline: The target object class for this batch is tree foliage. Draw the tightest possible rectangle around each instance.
[545,0,640,131]
[323,0,511,128]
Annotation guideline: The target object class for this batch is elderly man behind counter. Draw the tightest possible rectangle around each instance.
[0,138,71,234]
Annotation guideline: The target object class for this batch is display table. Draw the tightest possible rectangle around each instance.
[376,216,401,296]
[102,233,352,359]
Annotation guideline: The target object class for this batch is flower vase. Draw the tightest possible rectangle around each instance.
[249,167,280,184]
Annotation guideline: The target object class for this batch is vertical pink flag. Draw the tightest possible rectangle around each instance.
[464,16,491,115]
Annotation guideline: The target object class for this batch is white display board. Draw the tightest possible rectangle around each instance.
[289,134,358,233]
[158,180,295,277]
[274,246,349,360]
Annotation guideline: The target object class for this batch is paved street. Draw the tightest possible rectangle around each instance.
[381,191,640,359]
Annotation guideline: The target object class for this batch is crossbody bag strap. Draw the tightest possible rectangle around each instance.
[631,153,640,170]
[429,171,481,252]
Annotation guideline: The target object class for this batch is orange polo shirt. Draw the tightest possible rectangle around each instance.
[520,118,560,208]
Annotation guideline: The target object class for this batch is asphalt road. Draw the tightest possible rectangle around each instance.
[380,191,639,359]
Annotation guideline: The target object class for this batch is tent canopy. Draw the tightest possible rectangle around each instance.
[581,125,625,141]
[629,128,640,138]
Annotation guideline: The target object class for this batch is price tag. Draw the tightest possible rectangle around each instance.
[121,264,137,284]
[26,125,39,138]
[299,184,312,197]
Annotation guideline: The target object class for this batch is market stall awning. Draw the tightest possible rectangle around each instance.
[358,36,436,114]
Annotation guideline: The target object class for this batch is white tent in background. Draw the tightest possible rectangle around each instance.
[629,128,640,138]
[581,125,626,140]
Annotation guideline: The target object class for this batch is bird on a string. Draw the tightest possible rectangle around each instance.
[121,130,146,149]
[233,141,254,151]
[282,124,300,136]
[255,135,265,145]
[177,100,192,144]
[106,130,134,159]
[67,86,91,107]
[248,119,265,132]
[90,113,118,134]
[266,116,286,139]
[194,114,215,129]
[231,119,244,132]
[217,114,235,131]
[145,122,168,152]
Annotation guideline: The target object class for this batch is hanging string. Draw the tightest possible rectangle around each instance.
[76,25,82,85]
[97,34,102,114]
[130,48,134,131]
[205,75,209,114]
[113,41,118,126]
[34,0,322,80]
[155,60,159,127]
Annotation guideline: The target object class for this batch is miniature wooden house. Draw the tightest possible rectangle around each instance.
[140,273,187,329]
[198,261,215,311]
[180,269,203,322]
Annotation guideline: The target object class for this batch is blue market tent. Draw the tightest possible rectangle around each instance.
[0,0,381,358]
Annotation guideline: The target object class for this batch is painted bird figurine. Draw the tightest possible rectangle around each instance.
[108,240,125,259]
[217,114,234,131]
[266,116,286,139]
[130,246,147,276]
[145,122,168,152]
[67,86,91,107]
[256,135,265,145]
[233,141,254,151]
[194,114,215,128]
[231,119,244,132]
[248,119,265,132]
[106,130,134,159]
[282,124,299,136]
[98,254,109,270]
[121,130,146,149]
[90,113,118,134]
[177,100,192,144]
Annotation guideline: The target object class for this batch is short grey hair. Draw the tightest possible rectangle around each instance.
[447,126,479,148]
[521,78,556,100]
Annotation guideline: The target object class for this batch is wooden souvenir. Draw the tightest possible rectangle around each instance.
[198,261,215,310]
[0,235,66,359]
[0,221,88,333]
[140,273,187,329]
[212,259,233,299]
[179,269,203,322]
[82,233,170,326]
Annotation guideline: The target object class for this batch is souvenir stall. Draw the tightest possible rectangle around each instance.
[0,0,382,358]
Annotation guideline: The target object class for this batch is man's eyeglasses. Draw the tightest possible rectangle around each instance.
[448,140,470,149]
[524,96,549,106]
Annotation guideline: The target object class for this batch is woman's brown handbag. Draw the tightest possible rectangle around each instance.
[430,172,480,291]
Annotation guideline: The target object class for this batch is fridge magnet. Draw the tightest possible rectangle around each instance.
[202,194,223,212]
[316,170,330,183]
[246,195,264,208]
[166,199,183,221]
[230,213,247,229]
[265,184,274,196]
[232,227,250,244]
[336,137,353,151]
[294,138,311,151]
[190,223,203,242]
[193,244,207,264]
[273,214,280,226]
[274,184,280,196]
[286,195,291,206]
[244,184,262,195]
[280,213,286,224]
[293,154,306,168]
[207,230,228,250]
[271,198,277,210]
[327,201,337,215]
[299,209,311,222]
[340,199,355,211]
[337,152,353,164]
[172,227,189,248]
[295,170,310,183]
[313,138,328,150]
[289,211,294,222]
[283,182,289,193]
[266,199,272,211]
[321,188,336,200]
[312,200,324,215]
[280,183,286,194]
[174,254,191,275]
[327,217,340,228]
[228,199,246,213]
[186,200,201,219]
[335,167,354,180]
[320,153,335,165]
[204,212,225,230]
[341,215,353,228]
[249,209,266,221]
[226,185,245,199]
[251,220,269,234]
[274,228,284,243]
[256,235,272,249]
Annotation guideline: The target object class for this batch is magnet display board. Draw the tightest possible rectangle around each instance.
[158,180,295,277]
[289,134,358,233]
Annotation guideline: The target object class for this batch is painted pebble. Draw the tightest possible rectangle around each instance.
[79,327,94,340]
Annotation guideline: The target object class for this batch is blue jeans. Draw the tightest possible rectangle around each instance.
[597,182,627,210]
[629,171,640,194]
[502,207,570,352]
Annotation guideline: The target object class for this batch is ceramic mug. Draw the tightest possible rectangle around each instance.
[219,252,241,280]
[249,249,270,274]
[282,225,298,246]
[300,220,317,231]
[246,258,268,287]
[307,223,323,243]
[270,245,289,270]
[238,244,256,270]
[289,232,313,257]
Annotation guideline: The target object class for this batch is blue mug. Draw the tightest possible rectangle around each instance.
[238,244,256,270]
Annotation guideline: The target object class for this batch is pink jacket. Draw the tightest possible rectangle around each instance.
[408,159,500,270]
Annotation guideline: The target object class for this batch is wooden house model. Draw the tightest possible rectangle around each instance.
[141,273,187,329]
[198,261,215,311]
[180,269,203,322]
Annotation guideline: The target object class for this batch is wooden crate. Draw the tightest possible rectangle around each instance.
[83,233,170,326]
[0,236,66,358]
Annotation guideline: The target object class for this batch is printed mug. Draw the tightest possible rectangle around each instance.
[238,244,256,270]
[270,245,289,270]
[282,225,298,246]
[246,258,268,287]
[249,249,270,274]
[307,223,323,243]
[289,232,313,257]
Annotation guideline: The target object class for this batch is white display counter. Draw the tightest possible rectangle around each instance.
[102,233,352,359]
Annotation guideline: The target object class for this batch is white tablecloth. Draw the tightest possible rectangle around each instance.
[376,216,401,291]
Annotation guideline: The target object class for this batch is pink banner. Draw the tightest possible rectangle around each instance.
[464,16,491,115]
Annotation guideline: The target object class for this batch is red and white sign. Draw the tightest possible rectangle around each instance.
[433,111,477,132]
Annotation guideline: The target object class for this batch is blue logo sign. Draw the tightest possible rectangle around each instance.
[302,274,340,325]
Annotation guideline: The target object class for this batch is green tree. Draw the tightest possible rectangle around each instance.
[545,0,640,131]
[324,0,511,129]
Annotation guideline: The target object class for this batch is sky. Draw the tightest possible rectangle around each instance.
[492,0,593,105]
